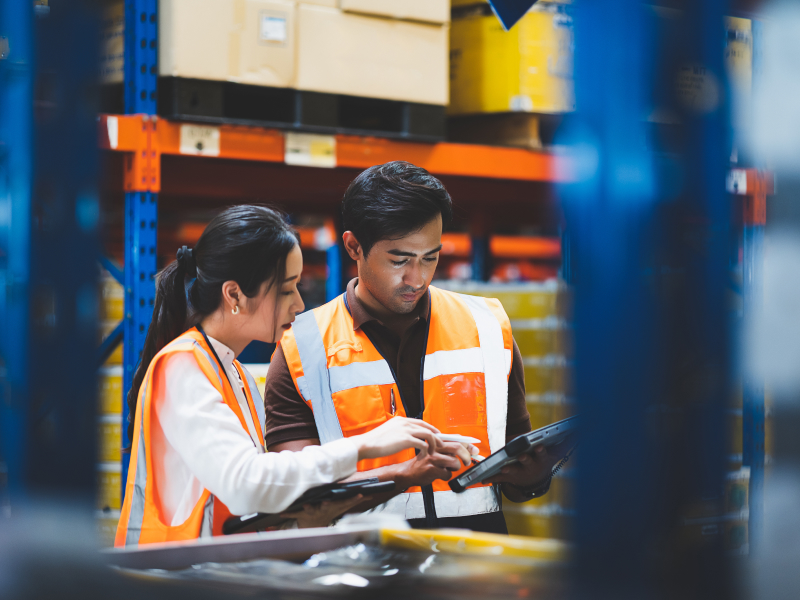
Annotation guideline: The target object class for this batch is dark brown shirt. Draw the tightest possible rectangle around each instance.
[264,278,531,449]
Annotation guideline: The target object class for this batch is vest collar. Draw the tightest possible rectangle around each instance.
[344,277,431,331]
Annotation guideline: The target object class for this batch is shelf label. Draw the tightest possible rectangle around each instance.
[106,116,119,149]
[727,169,747,195]
[180,125,221,157]
[260,14,287,44]
[285,132,336,168]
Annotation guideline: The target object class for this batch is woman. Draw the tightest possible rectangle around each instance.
[115,206,466,546]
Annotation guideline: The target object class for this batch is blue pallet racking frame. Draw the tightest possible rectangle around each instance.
[116,0,159,491]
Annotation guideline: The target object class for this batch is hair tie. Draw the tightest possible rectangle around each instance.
[176,246,197,277]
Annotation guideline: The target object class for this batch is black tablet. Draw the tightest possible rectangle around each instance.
[222,478,396,534]
[449,416,579,493]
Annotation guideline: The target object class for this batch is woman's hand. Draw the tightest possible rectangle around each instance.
[351,417,441,460]
[280,494,364,529]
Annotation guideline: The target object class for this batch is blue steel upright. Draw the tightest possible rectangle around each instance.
[562,0,733,597]
[121,0,158,492]
[0,0,35,501]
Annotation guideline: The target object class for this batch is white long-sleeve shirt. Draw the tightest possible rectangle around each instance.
[149,335,358,525]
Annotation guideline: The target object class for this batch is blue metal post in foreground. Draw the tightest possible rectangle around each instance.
[563,0,733,597]
[0,2,100,504]
[0,0,35,501]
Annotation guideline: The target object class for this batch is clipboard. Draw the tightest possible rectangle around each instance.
[222,478,395,534]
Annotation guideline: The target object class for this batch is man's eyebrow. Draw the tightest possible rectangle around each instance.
[387,245,443,258]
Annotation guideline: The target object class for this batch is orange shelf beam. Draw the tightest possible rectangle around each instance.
[440,233,561,260]
[100,115,569,192]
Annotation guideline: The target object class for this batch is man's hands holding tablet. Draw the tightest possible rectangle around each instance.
[481,445,552,501]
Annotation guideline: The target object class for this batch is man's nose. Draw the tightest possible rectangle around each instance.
[404,261,425,289]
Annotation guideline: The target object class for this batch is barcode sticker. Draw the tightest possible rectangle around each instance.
[726,169,747,195]
[285,132,336,168]
[179,125,220,156]
[261,14,287,43]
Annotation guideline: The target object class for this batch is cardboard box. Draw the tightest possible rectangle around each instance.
[100,1,124,84]
[98,366,123,415]
[100,320,122,366]
[160,0,296,87]
[449,2,574,115]
[296,4,449,105]
[98,415,122,463]
[97,463,122,511]
[341,0,449,25]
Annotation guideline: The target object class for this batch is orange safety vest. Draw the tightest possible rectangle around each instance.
[115,328,265,546]
[280,285,513,522]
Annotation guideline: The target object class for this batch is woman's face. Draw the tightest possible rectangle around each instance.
[245,244,305,343]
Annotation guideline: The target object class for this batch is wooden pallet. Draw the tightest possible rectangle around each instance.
[154,77,445,142]
[447,112,565,150]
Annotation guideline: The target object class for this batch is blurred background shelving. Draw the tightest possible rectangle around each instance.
[87,0,767,551]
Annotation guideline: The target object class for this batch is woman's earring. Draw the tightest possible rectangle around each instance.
[232,305,240,315]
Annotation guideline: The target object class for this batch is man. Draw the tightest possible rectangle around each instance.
[265,161,559,534]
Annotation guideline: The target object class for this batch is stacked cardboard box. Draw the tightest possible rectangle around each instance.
[103,0,450,107]
[97,363,123,548]
[96,272,124,547]
[437,279,575,540]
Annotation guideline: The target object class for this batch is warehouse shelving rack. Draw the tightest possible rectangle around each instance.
[100,4,773,562]
[100,1,569,497]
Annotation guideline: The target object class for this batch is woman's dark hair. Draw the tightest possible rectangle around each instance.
[125,205,298,444]
[341,161,452,257]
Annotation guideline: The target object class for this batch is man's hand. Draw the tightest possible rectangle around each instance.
[481,445,563,502]
[396,441,471,488]
[280,494,364,529]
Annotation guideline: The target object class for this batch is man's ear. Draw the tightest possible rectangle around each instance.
[342,231,363,261]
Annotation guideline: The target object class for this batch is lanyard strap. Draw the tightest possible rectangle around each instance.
[194,324,257,449]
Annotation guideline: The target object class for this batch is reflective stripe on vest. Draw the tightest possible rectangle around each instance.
[459,293,509,456]
[367,485,499,520]
[116,331,263,546]
[286,287,512,520]
[292,309,344,444]
[123,377,150,546]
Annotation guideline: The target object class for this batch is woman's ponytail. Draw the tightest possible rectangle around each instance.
[125,247,194,445]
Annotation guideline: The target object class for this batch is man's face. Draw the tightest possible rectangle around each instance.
[359,215,442,316]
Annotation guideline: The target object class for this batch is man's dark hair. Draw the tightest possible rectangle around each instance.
[342,161,452,256]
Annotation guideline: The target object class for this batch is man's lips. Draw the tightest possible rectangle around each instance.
[400,291,420,301]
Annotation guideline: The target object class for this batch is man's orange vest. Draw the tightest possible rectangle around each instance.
[115,329,265,546]
[279,285,513,522]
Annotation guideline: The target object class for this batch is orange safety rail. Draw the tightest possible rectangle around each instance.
[335,135,566,183]
[99,115,569,193]
[98,114,157,192]
[491,235,561,260]
[735,169,774,226]
[154,119,285,164]
[175,220,337,252]
[440,233,561,260]
[440,233,473,257]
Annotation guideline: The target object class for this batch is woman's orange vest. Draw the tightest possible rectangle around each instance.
[114,329,265,547]
[279,285,513,522]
